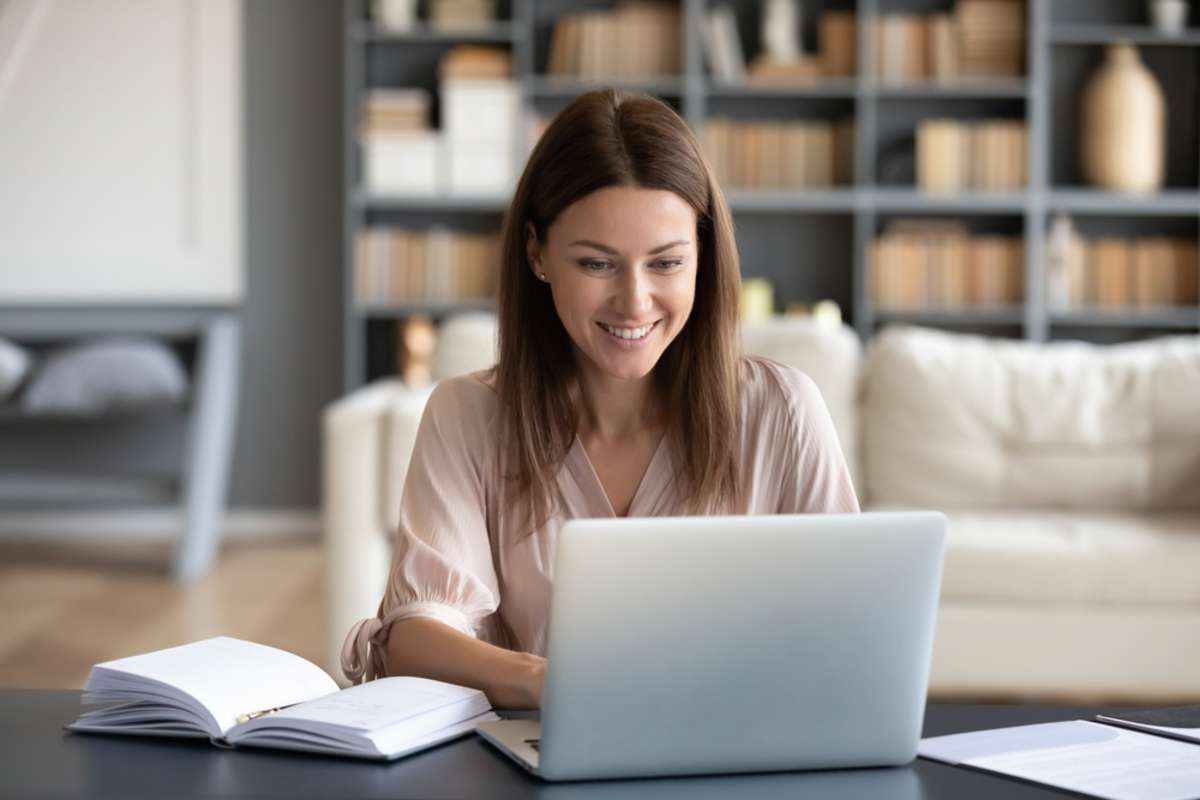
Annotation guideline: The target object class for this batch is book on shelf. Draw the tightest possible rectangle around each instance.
[357,227,501,305]
[818,11,857,78]
[871,221,1023,310]
[66,637,499,761]
[873,0,1025,84]
[1046,226,1199,310]
[702,118,854,189]
[547,1,680,81]
[428,0,495,31]
[438,44,510,80]
[359,88,432,137]
[916,118,1027,192]
[746,54,824,85]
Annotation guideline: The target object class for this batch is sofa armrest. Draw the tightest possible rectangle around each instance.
[320,378,432,680]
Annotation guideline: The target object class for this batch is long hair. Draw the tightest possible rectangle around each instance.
[492,88,743,536]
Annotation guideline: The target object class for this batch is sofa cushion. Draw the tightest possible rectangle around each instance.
[431,313,499,382]
[863,326,1200,510]
[741,318,863,492]
[910,509,1200,606]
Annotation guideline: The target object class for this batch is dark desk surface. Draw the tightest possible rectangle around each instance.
[3,690,1115,799]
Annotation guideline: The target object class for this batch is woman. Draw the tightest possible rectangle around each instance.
[342,88,859,708]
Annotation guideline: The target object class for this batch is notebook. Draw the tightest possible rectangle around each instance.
[66,636,499,761]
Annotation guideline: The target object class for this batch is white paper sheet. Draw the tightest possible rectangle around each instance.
[920,720,1200,800]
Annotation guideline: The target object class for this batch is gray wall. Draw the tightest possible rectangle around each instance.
[233,0,343,507]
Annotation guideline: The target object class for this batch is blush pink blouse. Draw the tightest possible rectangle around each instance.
[342,355,860,683]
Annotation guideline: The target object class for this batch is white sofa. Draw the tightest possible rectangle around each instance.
[323,314,1200,702]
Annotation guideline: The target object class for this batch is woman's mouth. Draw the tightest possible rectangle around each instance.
[597,319,660,347]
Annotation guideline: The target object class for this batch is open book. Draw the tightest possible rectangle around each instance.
[66,636,500,761]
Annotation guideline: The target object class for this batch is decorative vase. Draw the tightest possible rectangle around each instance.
[1080,43,1166,193]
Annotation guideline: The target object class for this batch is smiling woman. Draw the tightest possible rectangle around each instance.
[341,88,859,709]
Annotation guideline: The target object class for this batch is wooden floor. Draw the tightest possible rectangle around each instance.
[0,537,326,690]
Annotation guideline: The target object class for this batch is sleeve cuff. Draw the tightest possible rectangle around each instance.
[379,600,478,639]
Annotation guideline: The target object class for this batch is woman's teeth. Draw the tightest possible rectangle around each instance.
[599,321,656,340]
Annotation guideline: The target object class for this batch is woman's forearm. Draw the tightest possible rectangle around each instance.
[383,617,546,709]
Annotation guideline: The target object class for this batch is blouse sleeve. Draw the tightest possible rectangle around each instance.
[341,376,500,684]
[766,362,861,514]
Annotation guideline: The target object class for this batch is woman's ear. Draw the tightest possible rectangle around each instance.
[525,222,542,277]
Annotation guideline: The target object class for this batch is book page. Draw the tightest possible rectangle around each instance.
[926,721,1200,800]
[251,676,485,732]
[93,637,338,736]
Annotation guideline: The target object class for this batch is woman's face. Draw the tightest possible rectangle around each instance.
[527,185,698,383]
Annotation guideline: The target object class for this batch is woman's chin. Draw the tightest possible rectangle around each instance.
[590,350,659,382]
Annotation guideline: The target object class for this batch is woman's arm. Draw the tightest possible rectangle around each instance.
[384,617,546,709]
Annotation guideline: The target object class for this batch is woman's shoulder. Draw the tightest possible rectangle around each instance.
[425,368,501,428]
[739,354,823,419]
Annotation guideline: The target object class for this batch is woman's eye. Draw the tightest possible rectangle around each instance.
[580,260,611,272]
[655,260,684,270]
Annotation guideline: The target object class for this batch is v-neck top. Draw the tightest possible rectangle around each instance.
[341,355,860,684]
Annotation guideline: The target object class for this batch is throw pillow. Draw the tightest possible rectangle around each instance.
[22,337,189,414]
[0,338,32,403]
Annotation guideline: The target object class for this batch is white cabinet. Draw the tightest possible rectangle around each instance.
[0,0,243,304]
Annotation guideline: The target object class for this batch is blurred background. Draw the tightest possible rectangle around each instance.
[1,0,1198,705]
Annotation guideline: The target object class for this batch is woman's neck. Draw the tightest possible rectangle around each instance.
[575,365,663,444]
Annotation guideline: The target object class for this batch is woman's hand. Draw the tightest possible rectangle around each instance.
[515,651,548,709]
[385,617,548,710]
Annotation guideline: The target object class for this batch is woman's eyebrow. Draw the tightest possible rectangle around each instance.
[567,239,690,255]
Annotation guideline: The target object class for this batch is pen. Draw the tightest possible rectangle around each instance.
[236,704,293,725]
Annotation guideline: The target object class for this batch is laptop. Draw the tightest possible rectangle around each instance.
[477,511,946,781]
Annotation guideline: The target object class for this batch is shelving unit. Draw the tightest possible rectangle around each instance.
[343,0,1200,390]
[0,307,239,581]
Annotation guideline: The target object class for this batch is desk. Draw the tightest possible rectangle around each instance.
[3,690,1111,799]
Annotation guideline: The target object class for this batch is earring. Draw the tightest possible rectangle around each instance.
[538,273,548,282]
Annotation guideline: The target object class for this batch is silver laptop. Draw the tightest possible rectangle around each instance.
[477,511,946,781]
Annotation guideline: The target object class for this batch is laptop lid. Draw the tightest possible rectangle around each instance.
[536,511,946,781]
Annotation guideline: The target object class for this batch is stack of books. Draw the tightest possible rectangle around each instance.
[916,119,1027,192]
[1048,234,1200,309]
[360,47,517,197]
[439,46,518,195]
[701,118,855,188]
[874,0,1025,83]
[546,1,681,80]
[871,221,1024,309]
[359,89,429,135]
[359,89,439,195]
[704,8,856,84]
[957,0,1026,77]
[356,227,501,305]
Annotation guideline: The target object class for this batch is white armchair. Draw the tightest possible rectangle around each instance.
[321,313,499,679]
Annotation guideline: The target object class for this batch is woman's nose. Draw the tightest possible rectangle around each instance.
[615,266,654,317]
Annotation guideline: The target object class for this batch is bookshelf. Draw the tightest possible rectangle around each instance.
[343,0,1200,390]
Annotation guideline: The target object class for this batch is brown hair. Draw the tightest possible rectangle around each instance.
[491,88,743,535]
